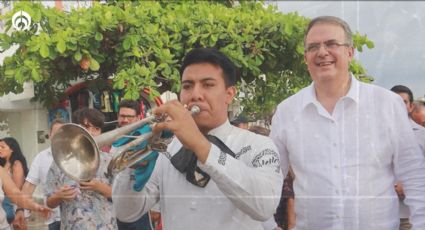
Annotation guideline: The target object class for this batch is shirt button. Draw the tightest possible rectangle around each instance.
[334,165,339,169]
[332,142,337,147]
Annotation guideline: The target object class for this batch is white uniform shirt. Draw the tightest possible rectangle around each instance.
[411,119,425,154]
[112,121,283,230]
[270,77,425,230]
[399,119,425,218]
[26,147,61,224]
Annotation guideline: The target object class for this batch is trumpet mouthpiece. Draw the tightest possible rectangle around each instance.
[190,105,201,114]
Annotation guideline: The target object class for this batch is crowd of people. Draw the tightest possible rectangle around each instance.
[0,15,424,230]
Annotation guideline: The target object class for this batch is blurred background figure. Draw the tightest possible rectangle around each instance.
[230,114,249,129]
[412,100,425,127]
[249,125,270,136]
[113,100,160,230]
[391,85,425,230]
[273,168,295,230]
[0,161,51,230]
[17,119,66,230]
[0,137,29,227]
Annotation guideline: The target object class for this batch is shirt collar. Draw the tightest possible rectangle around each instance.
[301,73,360,110]
[345,73,360,103]
[207,119,233,139]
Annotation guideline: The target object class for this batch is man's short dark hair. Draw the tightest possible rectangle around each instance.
[230,115,248,126]
[72,108,105,128]
[390,85,414,103]
[119,100,140,115]
[179,48,236,87]
[249,125,270,136]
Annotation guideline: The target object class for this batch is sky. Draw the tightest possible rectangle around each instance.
[272,1,425,100]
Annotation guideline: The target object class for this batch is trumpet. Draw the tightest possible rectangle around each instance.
[51,105,200,181]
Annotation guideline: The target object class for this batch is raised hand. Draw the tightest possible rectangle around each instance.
[55,184,79,201]
[79,179,100,191]
[12,210,27,230]
[152,100,211,163]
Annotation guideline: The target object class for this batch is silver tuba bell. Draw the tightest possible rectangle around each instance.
[51,105,200,181]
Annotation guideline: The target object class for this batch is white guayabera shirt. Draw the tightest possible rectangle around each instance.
[271,76,425,230]
[399,119,425,219]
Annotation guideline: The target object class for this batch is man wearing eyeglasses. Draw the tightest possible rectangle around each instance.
[270,16,425,230]
[113,100,161,230]
[117,100,140,128]
[112,48,283,230]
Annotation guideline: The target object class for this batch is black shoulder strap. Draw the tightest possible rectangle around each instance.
[205,135,236,158]
[169,135,236,188]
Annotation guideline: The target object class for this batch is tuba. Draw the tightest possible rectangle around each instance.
[51,104,200,182]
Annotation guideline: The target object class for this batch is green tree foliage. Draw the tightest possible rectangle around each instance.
[0,1,374,120]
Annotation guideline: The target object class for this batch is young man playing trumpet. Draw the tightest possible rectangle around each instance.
[112,48,283,229]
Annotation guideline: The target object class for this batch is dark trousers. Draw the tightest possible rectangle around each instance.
[117,213,152,230]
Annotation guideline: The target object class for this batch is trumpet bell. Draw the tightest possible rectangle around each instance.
[51,124,100,182]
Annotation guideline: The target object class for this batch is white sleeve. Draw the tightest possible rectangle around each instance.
[270,106,290,178]
[26,153,41,185]
[392,99,425,229]
[411,121,425,156]
[112,154,162,223]
[198,137,283,221]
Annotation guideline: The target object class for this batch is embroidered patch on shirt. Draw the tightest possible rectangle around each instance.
[218,150,227,165]
[163,151,172,160]
[251,149,280,168]
[235,145,252,159]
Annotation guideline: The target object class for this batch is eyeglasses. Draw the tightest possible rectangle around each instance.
[305,40,350,53]
[118,114,137,119]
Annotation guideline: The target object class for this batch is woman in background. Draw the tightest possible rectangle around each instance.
[0,162,50,229]
[0,137,29,226]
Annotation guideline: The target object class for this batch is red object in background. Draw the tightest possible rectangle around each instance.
[139,101,146,119]
[100,146,111,153]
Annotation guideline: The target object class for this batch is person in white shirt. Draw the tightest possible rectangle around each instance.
[113,99,160,230]
[390,85,425,153]
[391,85,425,230]
[270,16,425,230]
[412,101,425,128]
[112,48,283,230]
[14,119,65,230]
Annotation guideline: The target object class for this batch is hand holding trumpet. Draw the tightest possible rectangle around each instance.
[152,100,212,163]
